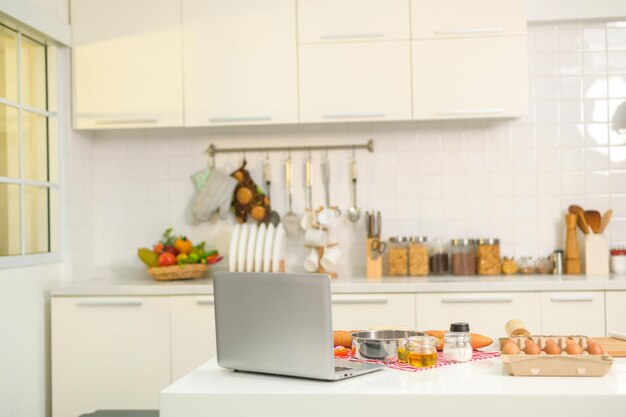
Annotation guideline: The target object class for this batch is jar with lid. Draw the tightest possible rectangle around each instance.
[387,237,408,276]
[502,257,518,275]
[450,239,475,276]
[429,238,449,275]
[406,335,438,368]
[443,322,473,363]
[535,256,554,274]
[476,238,501,275]
[518,256,535,274]
[408,236,429,276]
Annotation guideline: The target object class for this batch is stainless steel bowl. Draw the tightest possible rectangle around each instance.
[351,330,423,361]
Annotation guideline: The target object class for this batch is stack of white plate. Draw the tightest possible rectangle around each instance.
[228,223,285,273]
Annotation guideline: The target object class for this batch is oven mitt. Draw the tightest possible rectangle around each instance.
[192,168,237,221]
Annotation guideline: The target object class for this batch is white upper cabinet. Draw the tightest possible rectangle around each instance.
[411,0,526,39]
[299,41,412,123]
[183,0,298,126]
[298,0,410,43]
[71,0,184,129]
[412,36,528,120]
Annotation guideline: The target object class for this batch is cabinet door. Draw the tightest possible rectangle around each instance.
[606,291,626,334]
[171,295,216,381]
[412,36,527,120]
[541,292,605,336]
[71,0,183,129]
[411,0,525,39]
[51,297,171,417]
[299,42,412,123]
[331,294,415,330]
[298,0,409,43]
[415,292,541,339]
[183,0,298,126]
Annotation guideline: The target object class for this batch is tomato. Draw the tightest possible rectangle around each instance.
[333,347,350,358]
[153,243,164,255]
[175,237,193,255]
[158,252,176,267]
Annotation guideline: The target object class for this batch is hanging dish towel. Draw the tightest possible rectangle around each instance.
[192,168,237,221]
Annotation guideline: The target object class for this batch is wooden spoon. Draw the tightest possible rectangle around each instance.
[576,210,589,234]
[600,209,613,233]
[584,210,601,234]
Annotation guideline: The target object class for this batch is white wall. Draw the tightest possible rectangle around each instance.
[0,0,70,45]
[81,21,626,279]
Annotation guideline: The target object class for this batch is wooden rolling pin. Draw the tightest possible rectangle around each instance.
[565,213,581,274]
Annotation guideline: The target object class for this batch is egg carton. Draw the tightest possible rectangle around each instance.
[499,335,613,377]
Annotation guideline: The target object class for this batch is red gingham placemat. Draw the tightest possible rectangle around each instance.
[334,348,500,372]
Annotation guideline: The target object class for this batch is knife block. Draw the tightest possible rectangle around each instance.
[366,238,383,280]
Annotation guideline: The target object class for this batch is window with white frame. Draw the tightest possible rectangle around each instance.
[0,23,60,262]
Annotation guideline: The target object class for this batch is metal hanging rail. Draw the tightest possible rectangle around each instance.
[207,139,374,158]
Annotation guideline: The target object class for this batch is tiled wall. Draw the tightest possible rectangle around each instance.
[74,21,626,279]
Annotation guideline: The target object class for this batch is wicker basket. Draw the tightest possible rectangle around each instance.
[147,264,209,281]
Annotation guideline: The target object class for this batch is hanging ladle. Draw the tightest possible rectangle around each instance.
[347,149,360,222]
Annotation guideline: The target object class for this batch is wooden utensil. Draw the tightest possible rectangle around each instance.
[584,210,601,234]
[565,213,581,274]
[589,337,626,357]
[600,209,613,233]
[576,210,590,235]
[569,205,588,234]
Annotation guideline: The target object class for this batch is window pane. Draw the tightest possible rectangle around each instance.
[24,185,48,254]
[0,104,19,178]
[0,183,20,256]
[48,117,59,183]
[21,36,47,110]
[23,111,48,181]
[49,188,60,252]
[0,25,18,102]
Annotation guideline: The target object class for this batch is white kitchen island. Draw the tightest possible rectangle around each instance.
[161,357,626,417]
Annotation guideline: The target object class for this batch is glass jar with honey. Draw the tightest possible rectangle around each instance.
[406,335,438,368]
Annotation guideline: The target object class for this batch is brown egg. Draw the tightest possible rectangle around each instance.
[586,342,604,355]
[565,341,583,355]
[544,341,562,355]
[501,342,521,355]
[501,338,515,347]
[524,340,541,355]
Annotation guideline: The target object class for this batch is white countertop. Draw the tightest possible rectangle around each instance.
[51,268,626,296]
[160,357,626,417]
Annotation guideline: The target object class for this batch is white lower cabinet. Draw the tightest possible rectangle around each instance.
[540,292,605,336]
[605,291,626,334]
[171,295,216,381]
[51,297,172,417]
[331,293,415,330]
[415,292,542,338]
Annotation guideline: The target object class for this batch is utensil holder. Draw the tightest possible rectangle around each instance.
[366,237,383,279]
[584,234,609,275]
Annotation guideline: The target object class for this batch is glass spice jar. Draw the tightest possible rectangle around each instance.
[443,322,473,363]
[406,335,438,368]
[518,256,535,274]
[429,238,449,275]
[450,239,476,276]
[476,238,501,275]
[388,237,408,276]
[502,257,518,275]
[535,256,554,274]
[408,236,429,276]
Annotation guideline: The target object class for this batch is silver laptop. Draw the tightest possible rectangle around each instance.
[213,272,385,380]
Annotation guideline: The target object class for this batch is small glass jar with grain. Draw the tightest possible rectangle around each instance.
[450,239,476,276]
[387,237,409,276]
[429,238,449,275]
[476,238,501,275]
[408,236,429,276]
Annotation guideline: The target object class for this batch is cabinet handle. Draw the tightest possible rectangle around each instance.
[320,32,386,40]
[322,113,387,120]
[441,296,513,304]
[76,300,143,307]
[94,118,158,125]
[434,28,503,36]
[196,299,214,306]
[437,109,504,116]
[550,296,594,302]
[332,298,389,305]
[209,116,272,123]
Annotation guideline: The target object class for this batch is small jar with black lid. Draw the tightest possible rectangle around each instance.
[443,322,473,363]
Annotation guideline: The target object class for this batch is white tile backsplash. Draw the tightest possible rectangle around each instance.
[67,21,626,278]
